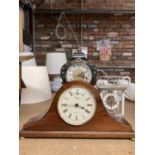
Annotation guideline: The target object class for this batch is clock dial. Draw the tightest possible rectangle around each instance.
[57,86,96,126]
[65,64,92,83]
[102,93,119,110]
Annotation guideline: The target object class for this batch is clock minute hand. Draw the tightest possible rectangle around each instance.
[65,104,83,108]
[67,103,90,113]
[74,103,88,110]
[64,103,82,108]
[78,105,90,112]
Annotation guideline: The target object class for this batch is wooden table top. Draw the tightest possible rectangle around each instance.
[19,55,34,62]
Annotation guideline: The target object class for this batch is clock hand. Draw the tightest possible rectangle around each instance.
[75,104,90,113]
[66,103,90,112]
[65,104,76,107]
[77,105,85,109]
[64,103,82,108]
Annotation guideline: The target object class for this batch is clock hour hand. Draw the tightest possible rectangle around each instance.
[65,103,90,112]
[75,103,90,113]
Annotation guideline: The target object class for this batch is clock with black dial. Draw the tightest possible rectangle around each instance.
[61,52,97,85]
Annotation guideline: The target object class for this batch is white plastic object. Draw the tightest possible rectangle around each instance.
[46,52,67,74]
[124,83,135,102]
[21,66,51,104]
[118,76,135,101]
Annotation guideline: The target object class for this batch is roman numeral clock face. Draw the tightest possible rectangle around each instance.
[57,86,96,126]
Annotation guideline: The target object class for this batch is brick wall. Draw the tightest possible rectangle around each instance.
[34,1,135,81]
[83,0,134,10]
[39,0,134,10]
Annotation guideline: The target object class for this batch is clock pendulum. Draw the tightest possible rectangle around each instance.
[20,80,134,139]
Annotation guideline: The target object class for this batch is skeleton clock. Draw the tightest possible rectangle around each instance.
[20,80,134,139]
[61,52,97,85]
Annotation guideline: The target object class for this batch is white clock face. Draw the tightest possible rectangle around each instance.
[66,64,92,83]
[57,86,96,126]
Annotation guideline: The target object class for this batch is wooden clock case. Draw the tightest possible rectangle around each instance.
[20,80,134,139]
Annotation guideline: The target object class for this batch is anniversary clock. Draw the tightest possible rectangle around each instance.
[96,76,130,117]
[20,80,134,139]
[61,52,97,85]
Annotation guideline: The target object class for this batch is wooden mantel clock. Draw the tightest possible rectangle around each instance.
[20,80,134,139]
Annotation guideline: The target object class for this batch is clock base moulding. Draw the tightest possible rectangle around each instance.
[20,81,134,139]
